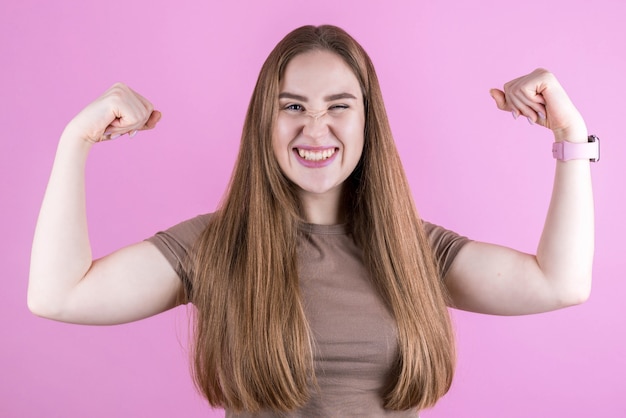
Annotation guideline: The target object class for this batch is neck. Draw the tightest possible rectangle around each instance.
[298,187,345,225]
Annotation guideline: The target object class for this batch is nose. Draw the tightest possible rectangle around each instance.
[302,111,329,140]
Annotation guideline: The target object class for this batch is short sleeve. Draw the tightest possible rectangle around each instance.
[423,221,471,279]
[145,213,212,299]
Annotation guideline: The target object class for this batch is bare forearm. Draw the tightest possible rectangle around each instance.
[537,130,594,302]
[28,132,95,313]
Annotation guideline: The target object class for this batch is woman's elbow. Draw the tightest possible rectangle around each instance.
[556,275,592,308]
[27,292,56,319]
[26,280,65,320]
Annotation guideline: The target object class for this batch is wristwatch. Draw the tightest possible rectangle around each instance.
[552,135,600,162]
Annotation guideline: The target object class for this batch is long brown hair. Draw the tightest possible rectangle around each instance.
[188,25,455,412]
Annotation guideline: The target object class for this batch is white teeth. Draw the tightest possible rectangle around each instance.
[297,148,336,161]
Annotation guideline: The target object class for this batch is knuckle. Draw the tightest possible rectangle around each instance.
[535,68,555,81]
[106,86,126,102]
[109,82,129,95]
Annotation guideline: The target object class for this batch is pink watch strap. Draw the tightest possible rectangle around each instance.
[552,135,600,162]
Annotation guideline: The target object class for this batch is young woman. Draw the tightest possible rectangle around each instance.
[28,25,595,416]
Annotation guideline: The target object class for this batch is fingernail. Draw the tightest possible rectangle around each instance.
[129,130,138,138]
[527,117,534,125]
[538,111,546,120]
[511,111,518,120]
[100,132,119,141]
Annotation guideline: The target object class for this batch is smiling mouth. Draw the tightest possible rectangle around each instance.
[296,147,338,161]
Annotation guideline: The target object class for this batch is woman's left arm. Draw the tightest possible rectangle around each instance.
[445,68,594,315]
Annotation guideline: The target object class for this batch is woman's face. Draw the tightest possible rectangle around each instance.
[272,49,365,202]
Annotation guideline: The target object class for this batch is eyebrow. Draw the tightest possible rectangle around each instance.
[278,92,358,102]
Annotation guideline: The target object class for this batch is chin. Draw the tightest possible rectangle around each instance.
[296,181,343,197]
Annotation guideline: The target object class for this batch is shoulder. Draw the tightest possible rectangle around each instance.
[145,213,213,265]
[422,220,471,279]
[149,213,212,245]
[422,220,470,250]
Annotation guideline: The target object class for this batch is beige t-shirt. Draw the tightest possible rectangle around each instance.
[148,214,469,417]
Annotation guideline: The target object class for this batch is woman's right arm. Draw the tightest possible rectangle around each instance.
[28,84,183,325]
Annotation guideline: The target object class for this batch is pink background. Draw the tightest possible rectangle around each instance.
[2,0,624,416]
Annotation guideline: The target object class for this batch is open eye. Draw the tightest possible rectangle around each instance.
[283,103,304,112]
